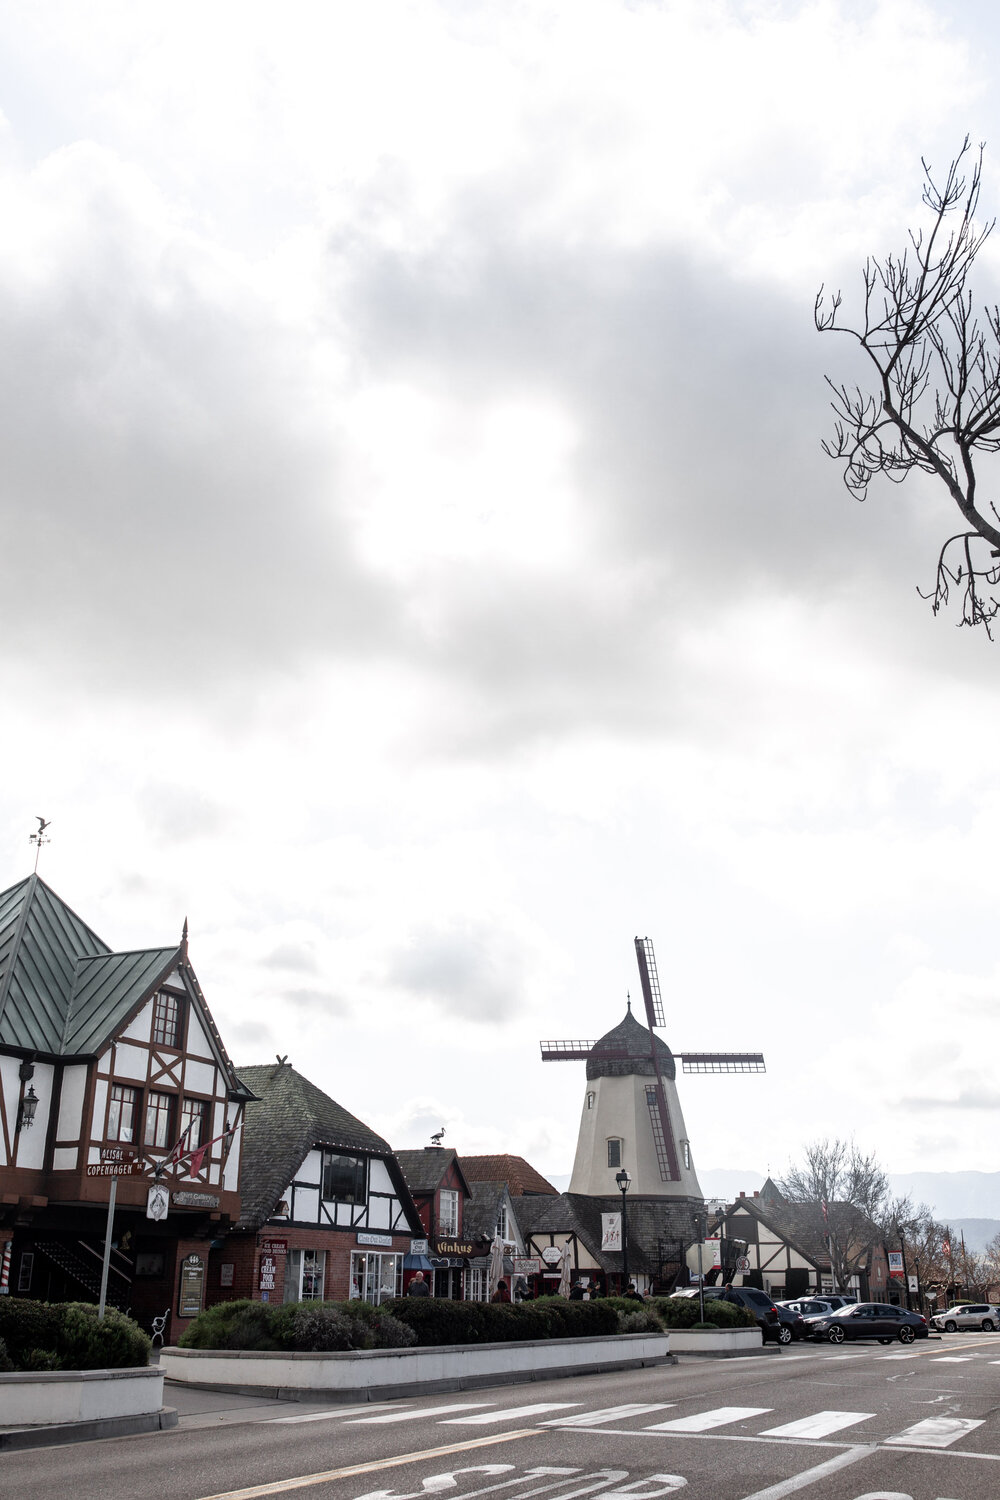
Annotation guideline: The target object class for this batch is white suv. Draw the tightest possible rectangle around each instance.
[929,1303,1000,1332]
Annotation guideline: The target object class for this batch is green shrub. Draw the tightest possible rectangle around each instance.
[651,1296,755,1330]
[692,1321,719,1330]
[58,1303,151,1369]
[368,1311,417,1349]
[0,1298,62,1365]
[0,1336,13,1372]
[180,1299,287,1351]
[292,1305,354,1351]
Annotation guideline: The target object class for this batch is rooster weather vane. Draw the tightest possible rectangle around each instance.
[29,817,51,872]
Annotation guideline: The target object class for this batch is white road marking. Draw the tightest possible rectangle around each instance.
[884,1415,985,1448]
[349,1404,498,1423]
[930,1356,972,1363]
[737,1447,869,1499]
[646,1406,771,1433]
[543,1406,673,1427]
[269,1402,404,1423]
[876,1353,920,1360]
[758,1410,875,1440]
[194,1429,540,1499]
[443,1404,581,1425]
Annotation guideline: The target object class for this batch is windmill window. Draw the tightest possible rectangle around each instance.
[681,1139,692,1170]
[321,1152,367,1204]
[153,990,182,1049]
[108,1084,139,1143]
[607,1139,622,1169]
[586,1092,595,1109]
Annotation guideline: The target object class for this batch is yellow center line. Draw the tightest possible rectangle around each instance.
[196,1428,541,1500]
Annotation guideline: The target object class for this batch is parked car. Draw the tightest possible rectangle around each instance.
[772,1304,807,1343]
[674,1284,783,1344]
[776,1298,841,1318]
[807,1302,929,1344]
[929,1303,1000,1332]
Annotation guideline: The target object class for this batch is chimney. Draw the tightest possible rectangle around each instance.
[739,1190,745,1198]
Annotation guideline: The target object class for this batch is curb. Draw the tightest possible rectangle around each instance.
[0,1405,178,1452]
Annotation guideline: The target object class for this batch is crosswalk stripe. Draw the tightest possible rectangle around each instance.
[646,1406,772,1433]
[270,1403,402,1423]
[348,1403,496,1423]
[443,1404,580,1425]
[759,1411,874,1440]
[543,1405,673,1427]
[930,1356,971,1362]
[877,1353,919,1360]
[884,1416,985,1449]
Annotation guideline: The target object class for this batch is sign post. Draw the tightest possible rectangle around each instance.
[94,1148,138,1319]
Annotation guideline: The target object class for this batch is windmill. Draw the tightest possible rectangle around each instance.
[541,936,765,1190]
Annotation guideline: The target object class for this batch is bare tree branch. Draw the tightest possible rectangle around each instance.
[817,138,1000,633]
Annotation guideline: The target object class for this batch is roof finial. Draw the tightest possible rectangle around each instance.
[626,990,632,1014]
[181,916,189,958]
[29,817,51,873]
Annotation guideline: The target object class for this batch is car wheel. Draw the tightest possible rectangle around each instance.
[982,1320,995,1332]
[827,1325,845,1343]
[778,1324,792,1345]
[945,1319,958,1332]
[898,1324,915,1344]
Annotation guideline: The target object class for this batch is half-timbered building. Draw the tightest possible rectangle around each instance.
[220,1061,424,1305]
[0,873,252,1335]
[395,1146,473,1298]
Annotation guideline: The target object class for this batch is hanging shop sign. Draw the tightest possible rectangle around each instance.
[541,1246,563,1265]
[178,1254,206,1318]
[432,1238,474,1256]
[514,1258,541,1277]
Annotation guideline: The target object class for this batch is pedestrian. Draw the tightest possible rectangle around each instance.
[491,1278,511,1303]
[625,1281,644,1301]
[569,1280,585,1301]
[407,1271,431,1297]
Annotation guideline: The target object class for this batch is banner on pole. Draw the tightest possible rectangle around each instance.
[601,1212,622,1251]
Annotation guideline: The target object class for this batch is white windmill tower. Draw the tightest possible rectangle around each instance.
[541,937,765,1199]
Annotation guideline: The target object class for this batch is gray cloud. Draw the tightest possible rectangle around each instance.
[262,944,318,974]
[897,1087,1000,1112]
[388,923,525,1021]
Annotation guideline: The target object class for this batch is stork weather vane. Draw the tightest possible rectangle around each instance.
[541,936,765,1186]
[29,817,51,872]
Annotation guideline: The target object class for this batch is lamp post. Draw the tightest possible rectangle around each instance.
[615,1168,631,1293]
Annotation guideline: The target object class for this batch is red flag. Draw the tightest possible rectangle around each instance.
[943,1237,952,1257]
[821,1200,829,1225]
[187,1144,208,1175]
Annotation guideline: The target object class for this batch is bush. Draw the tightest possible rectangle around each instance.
[292,1305,354,1351]
[0,1299,149,1371]
[651,1296,755,1330]
[180,1299,288,1351]
[58,1303,151,1370]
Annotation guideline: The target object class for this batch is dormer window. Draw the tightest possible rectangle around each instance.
[439,1188,459,1235]
[321,1151,366,1204]
[153,990,182,1049]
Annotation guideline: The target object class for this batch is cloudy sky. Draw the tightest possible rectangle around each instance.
[4,0,1000,1191]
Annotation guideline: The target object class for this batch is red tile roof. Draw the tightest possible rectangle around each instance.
[458,1154,560,1196]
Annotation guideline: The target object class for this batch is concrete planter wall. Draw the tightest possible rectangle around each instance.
[0,1365,165,1427]
[667,1327,762,1355]
[162,1331,672,1401]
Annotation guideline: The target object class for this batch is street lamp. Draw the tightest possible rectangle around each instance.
[615,1168,631,1293]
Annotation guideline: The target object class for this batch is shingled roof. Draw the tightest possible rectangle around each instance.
[516,1191,696,1279]
[395,1147,471,1198]
[459,1154,559,1196]
[235,1062,420,1232]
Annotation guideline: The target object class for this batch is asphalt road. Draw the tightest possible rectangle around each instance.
[5,1331,1000,1500]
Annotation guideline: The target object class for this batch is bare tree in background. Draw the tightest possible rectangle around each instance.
[816,138,1000,633]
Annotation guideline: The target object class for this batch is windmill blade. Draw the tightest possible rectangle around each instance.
[645,1079,681,1182]
[540,1040,627,1061]
[634,936,665,1029]
[677,1052,766,1074]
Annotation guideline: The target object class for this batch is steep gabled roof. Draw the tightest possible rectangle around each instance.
[0,874,179,1056]
[463,1180,508,1243]
[395,1147,472,1198]
[459,1154,559,1196]
[235,1062,419,1232]
[516,1191,694,1277]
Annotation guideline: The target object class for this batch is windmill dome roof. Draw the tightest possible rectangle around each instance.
[587,1007,675,1081]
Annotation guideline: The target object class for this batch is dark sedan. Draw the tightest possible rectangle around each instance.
[808,1301,929,1344]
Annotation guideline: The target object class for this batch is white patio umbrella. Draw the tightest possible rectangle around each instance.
[558,1241,573,1298]
[488,1233,505,1300]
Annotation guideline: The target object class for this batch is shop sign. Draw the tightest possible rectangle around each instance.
[433,1238,473,1256]
[178,1254,206,1318]
[410,1239,429,1255]
[514,1257,540,1276]
[888,1252,904,1278]
[173,1191,220,1208]
[258,1250,280,1294]
[541,1246,563,1265]
[260,1238,287,1257]
[357,1232,393,1247]
[87,1150,142,1177]
[220,1264,235,1288]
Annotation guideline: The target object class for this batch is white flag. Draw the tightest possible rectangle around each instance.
[601,1212,622,1251]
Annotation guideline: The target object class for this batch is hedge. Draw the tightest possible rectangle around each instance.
[180,1294,631,1351]
[650,1296,757,1330]
[0,1299,151,1371]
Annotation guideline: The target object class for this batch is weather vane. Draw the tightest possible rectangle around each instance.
[29,817,51,872]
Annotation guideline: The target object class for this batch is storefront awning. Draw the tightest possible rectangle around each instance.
[403,1254,434,1270]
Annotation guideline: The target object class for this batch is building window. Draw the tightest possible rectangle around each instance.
[145,1090,174,1149]
[180,1096,209,1149]
[468,1267,489,1302]
[496,1203,510,1241]
[17,1252,33,1293]
[439,1189,459,1235]
[586,1091,595,1109]
[321,1152,367,1203]
[607,1139,622,1169]
[108,1084,139,1143]
[152,990,182,1049]
[283,1248,326,1302]
[681,1139,692,1170]
[350,1251,402,1304]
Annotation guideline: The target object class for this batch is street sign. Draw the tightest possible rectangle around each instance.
[736,1255,751,1273]
[88,1146,141,1177]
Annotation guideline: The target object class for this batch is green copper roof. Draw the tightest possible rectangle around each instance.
[0,874,179,1056]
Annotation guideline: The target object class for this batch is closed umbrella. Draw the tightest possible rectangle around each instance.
[488,1233,504,1300]
[558,1241,573,1298]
